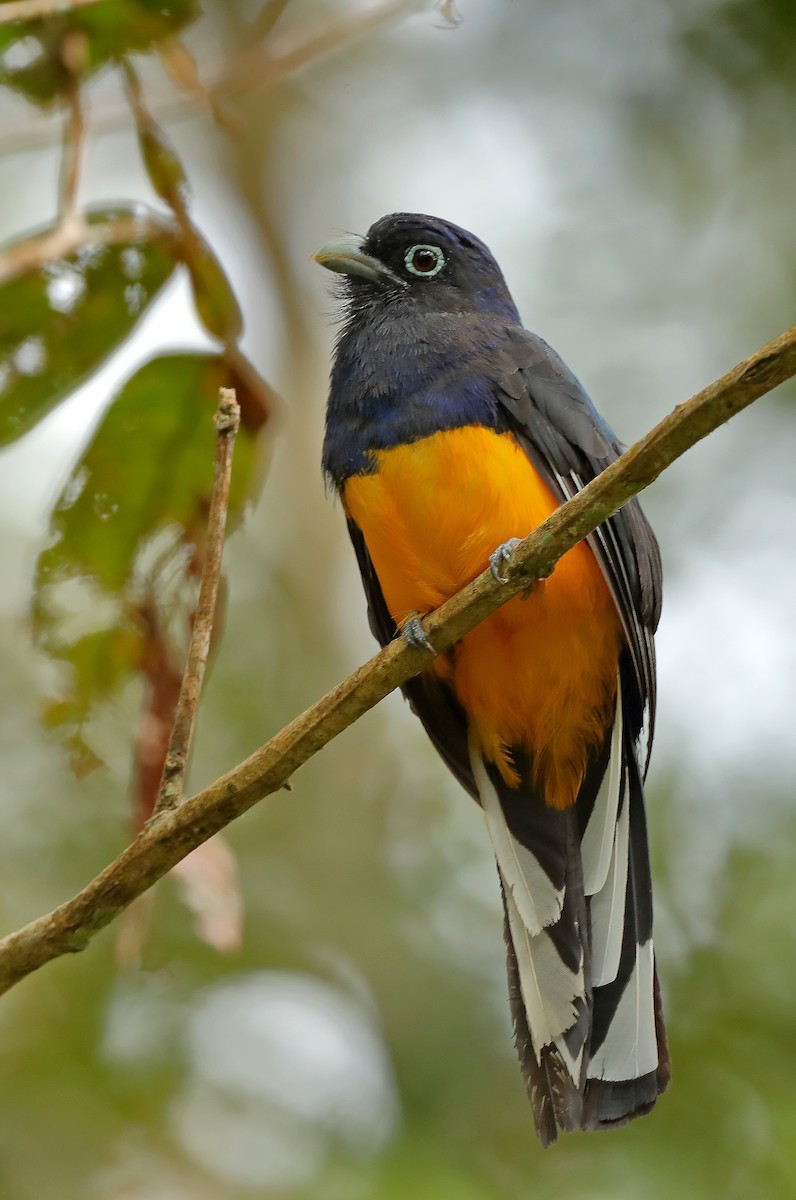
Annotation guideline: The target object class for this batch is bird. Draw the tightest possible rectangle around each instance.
[313,213,670,1145]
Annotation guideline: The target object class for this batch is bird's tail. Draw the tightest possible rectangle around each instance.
[471,686,670,1145]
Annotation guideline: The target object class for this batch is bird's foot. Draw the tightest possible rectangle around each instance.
[402,612,435,653]
[489,537,522,584]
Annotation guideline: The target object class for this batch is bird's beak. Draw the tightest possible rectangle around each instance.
[312,234,406,288]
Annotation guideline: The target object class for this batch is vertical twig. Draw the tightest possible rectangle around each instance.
[154,389,241,814]
[58,74,86,224]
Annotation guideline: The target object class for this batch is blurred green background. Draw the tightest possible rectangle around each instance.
[1,1,795,1197]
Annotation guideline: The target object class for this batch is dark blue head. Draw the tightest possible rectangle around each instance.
[314,212,520,323]
[316,214,526,484]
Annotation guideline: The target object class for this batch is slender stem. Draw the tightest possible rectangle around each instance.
[58,79,86,223]
[0,0,103,21]
[155,390,240,814]
[0,323,794,995]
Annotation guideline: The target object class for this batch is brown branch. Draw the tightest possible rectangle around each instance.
[0,0,102,21]
[155,389,241,813]
[0,323,795,995]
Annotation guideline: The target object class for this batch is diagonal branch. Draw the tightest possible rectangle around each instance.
[0,322,795,995]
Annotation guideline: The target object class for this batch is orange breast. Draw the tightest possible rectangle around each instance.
[342,426,622,808]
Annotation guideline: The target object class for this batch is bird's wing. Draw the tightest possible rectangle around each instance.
[488,325,662,775]
[483,325,668,1136]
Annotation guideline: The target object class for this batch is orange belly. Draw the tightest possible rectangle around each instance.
[342,426,622,808]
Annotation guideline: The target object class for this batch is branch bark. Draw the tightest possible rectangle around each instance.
[1,322,795,995]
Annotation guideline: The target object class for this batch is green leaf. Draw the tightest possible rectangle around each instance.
[0,0,200,106]
[136,106,191,212]
[33,351,262,759]
[127,107,243,342]
[0,205,178,447]
[186,236,243,342]
[37,352,256,599]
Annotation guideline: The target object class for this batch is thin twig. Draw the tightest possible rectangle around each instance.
[0,323,795,995]
[0,0,102,20]
[57,78,86,224]
[155,389,241,814]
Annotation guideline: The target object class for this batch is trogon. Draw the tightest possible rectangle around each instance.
[314,213,670,1145]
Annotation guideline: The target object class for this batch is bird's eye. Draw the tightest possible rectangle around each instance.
[404,244,445,278]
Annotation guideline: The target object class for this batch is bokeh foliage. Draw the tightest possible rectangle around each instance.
[0,0,270,786]
[0,0,199,104]
[0,207,177,445]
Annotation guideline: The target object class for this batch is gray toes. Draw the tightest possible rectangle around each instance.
[489,537,522,584]
[402,612,435,653]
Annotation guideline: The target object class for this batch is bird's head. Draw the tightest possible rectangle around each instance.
[313,212,520,322]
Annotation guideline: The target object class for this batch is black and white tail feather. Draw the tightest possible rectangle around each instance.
[475,670,669,1145]
[342,322,671,1144]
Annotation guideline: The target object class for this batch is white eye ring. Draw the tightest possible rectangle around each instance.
[404,244,445,277]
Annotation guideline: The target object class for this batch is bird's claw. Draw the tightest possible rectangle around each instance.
[402,612,435,653]
[489,537,522,584]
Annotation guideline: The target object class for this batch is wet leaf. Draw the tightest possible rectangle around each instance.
[35,352,257,601]
[0,205,178,446]
[123,61,242,342]
[33,351,262,763]
[0,0,200,105]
